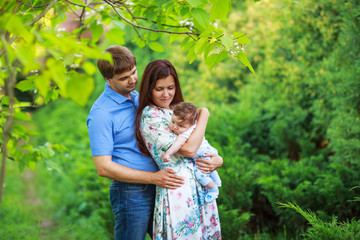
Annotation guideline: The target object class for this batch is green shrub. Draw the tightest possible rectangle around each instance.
[279,202,360,240]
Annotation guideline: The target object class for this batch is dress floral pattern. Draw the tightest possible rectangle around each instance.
[140,105,221,240]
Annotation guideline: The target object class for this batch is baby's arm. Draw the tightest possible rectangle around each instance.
[163,135,188,162]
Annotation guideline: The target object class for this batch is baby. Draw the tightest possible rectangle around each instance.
[163,102,222,202]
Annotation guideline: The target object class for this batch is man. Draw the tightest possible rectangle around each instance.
[87,46,184,240]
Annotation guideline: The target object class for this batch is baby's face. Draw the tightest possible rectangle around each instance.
[170,115,192,135]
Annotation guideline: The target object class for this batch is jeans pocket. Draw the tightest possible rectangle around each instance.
[126,184,148,193]
[110,186,123,215]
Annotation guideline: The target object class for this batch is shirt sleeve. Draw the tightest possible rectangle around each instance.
[87,108,114,156]
[140,106,177,155]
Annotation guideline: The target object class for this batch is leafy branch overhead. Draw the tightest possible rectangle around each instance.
[102,0,255,72]
[2,0,254,105]
[0,0,255,179]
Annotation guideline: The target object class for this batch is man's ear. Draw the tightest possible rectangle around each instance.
[105,77,111,84]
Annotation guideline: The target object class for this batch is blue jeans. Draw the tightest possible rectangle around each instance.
[110,181,156,240]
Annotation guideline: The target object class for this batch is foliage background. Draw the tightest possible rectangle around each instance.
[2,0,360,239]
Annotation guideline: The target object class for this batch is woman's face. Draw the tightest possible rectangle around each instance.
[151,75,176,110]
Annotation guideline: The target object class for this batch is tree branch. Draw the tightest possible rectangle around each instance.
[0,104,45,114]
[119,2,192,30]
[24,0,59,26]
[65,0,103,9]
[0,33,17,205]
[28,0,38,16]
[104,0,199,36]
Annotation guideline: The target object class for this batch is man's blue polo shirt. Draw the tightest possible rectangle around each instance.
[87,83,158,172]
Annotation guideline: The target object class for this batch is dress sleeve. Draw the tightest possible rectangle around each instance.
[140,106,177,157]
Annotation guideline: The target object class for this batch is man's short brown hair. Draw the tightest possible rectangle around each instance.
[172,102,198,125]
[97,45,136,79]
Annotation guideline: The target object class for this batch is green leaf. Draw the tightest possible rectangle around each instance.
[194,36,208,54]
[12,123,26,135]
[69,0,85,5]
[136,39,147,48]
[34,72,51,98]
[26,130,39,135]
[187,47,197,64]
[149,32,160,41]
[4,14,33,43]
[210,0,231,21]
[149,42,164,52]
[205,51,228,69]
[90,23,103,43]
[15,45,39,74]
[16,79,35,92]
[40,147,55,159]
[181,36,191,48]
[182,40,196,53]
[191,8,210,30]
[220,36,233,50]
[46,58,66,94]
[66,72,94,106]
[187,0,205,7]
[237,52,255,74]
[21,144,33,151]
[14,111,31,121]
[234,32,251,44]
[105,28,125,44]
[1,96,9,105]
[82,61,97,75]
[204,44,215,59]
[169,34,183,43]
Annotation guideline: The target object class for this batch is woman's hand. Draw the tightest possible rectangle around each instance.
[195,153,223,174]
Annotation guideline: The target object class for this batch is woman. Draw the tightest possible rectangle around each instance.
[135,60,222,239]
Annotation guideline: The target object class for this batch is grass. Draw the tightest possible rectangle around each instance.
[1,161,111,240]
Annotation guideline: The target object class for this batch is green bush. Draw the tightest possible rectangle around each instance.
[279,202,360,240]
[30,99,113,239]
[7,0,359,239]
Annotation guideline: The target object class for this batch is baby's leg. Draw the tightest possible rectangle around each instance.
[194,166,219,203]
[210,171,222,187]
[204,181,219,203]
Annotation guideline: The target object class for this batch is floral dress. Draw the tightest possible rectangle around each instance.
[140,105,221,240]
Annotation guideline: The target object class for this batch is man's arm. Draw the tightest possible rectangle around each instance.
[163,136,187,162]
[178,108,210,158]
[93,155,184,189]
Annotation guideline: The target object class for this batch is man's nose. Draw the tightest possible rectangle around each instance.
[129,75,136,83]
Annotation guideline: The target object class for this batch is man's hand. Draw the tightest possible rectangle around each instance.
[195,153,223,174]
[152,169,184,189]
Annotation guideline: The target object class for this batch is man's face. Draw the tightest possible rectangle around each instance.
[105,66,138,98]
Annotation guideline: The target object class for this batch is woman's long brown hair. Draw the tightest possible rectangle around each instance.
[135,60,184,156]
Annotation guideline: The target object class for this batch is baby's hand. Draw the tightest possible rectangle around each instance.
[163,154,171,162]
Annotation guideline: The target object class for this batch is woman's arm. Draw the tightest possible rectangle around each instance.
[178,108,210,158]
